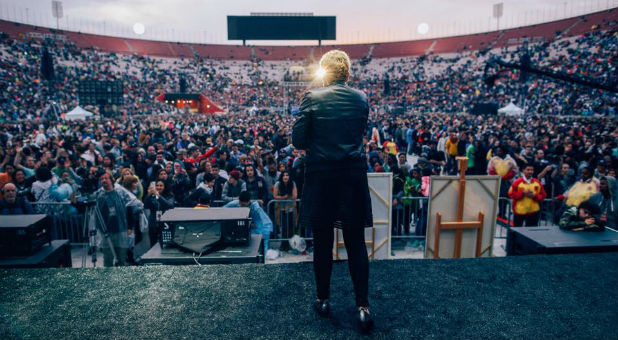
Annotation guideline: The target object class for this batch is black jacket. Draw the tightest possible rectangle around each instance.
[292,81,369,173]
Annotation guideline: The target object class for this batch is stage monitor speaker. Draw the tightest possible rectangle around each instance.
[160,208,251,253]
[471,102,498,115]
[172,221,222,253]
[0,215,50,256]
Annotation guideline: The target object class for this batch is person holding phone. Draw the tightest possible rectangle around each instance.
[143,180,174,247]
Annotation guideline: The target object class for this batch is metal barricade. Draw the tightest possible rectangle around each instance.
[494,197,560,238]
[32,201,89,244]
[392,196,428,241]
[392,196,514,240]
[260,196,561,244]
[266,199,305,241]
[210,200,227,207]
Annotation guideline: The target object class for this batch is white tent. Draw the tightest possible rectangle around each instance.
[64,106,94,121]
[498,102,524,116]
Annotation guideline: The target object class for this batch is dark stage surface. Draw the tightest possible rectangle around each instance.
[0,253,616,340]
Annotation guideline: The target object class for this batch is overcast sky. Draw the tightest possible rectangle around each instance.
[0,0,616,44]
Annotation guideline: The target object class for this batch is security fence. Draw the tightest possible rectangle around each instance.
[31,196,563,247]
[32,201,90,243]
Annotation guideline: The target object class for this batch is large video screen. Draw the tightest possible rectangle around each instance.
[227,16,336,40]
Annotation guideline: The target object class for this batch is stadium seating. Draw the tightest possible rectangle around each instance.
[1,8,615,60]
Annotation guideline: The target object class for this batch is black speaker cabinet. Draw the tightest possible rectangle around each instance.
[0,214,50,256]
[160,208,251,253]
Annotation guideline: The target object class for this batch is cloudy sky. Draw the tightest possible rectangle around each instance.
[0,0,615,44]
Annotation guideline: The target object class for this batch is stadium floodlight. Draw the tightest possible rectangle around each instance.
[133,23,145,35]
[315,67,326,79]
[417,23,429,35]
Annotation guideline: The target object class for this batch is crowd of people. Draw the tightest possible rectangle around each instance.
[1,19,617,121]
[1,110,616,229]
[0,20,617,264]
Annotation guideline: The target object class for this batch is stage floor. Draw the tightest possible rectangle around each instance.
[1,252,615,339]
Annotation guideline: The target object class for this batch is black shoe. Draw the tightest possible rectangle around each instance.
[313,299,330,317]
[357,307,374,334]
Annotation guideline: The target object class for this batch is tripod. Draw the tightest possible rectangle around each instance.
[80,203,119,267]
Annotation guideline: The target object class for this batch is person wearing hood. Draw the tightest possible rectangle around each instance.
[559,200,606,232]
[588,176,617,228]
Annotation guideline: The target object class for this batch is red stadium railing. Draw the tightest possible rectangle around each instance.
[0,8,615,60]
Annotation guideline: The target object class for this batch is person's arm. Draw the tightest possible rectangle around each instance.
[537,165,553,180]
[67,166,84,186]
[507,179,524,200]
[48,180,64,202]
[258,178,268,205]
[506,159,519,180]
[550,167,559,179]
[535,180,547,202]
[195,146,217,163]
[223,200,240,208]
[221,182,232,202]
[188,187,204,203]
[487,158,495,175]
[582,218,605,232]
[291,182,298,200]
[13,148,23,169]
[22,199,35,214]
[292,92,312,150]
[559,207,586,230]
[503,168,516,180]
[158,195,175,209]
[272,183,285,200]
[181,174,191,189]
[0,150,10,169]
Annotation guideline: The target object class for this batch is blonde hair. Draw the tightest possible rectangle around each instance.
[319,50,351,83]
[122,175,139,189]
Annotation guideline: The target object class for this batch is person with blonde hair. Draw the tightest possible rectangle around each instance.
[293,49,374,333]
[116,167,143,200]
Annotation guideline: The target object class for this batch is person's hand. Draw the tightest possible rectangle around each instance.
[393,199,398,206]
[127,229,133,236]
[600,214,608,222]
[257,199,264,206]
[544,165,553,173]
[585,217,596,225]
[148,186,157,196]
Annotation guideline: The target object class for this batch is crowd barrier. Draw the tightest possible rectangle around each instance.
[32,196,563,246]
[32,201,89,243]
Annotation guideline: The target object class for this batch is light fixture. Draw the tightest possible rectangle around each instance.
[133,23,145,35]
[417,23,429,35]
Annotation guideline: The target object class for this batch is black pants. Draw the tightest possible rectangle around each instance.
[313,226,369,307]
[513,212,540,227]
